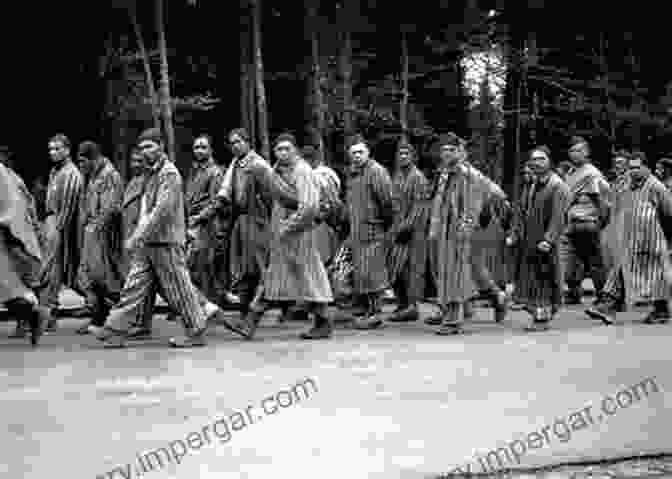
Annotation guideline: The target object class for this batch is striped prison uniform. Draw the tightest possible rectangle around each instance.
[602,174,672,306]
[106,157,206,334]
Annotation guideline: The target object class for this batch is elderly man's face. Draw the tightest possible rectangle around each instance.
[130,153,145,176]
[273,140,295,164]
[48,140,69,164]
[229,133,250,158]
[397,147,413,167]
[612,156,628,176]
[193,137,212,162]
[568,143,587,165]
[439,144,464,168]
[138,139,162,166]
[348,142,369,168]
[529,152,550,178]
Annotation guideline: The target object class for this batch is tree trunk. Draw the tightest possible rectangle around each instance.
[400,29,410,140]
[156,0,176,163]
[251,0,270,160]
[307,0,326,163]
[240,2,253,138]
[128,5,160,130]
[502,13,525,200]
[338,0,354,136]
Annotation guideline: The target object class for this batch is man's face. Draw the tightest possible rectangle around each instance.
[48,140,69,164]
[628,158,646,179]
[439,143,464,168]
[138,139,162,167]
[529,152,550,178]
[193,137,212,162]
[229,133,249,158]
[397,147,413,167]
[348,142,369,168]
[521,164,534,183]
[612,156,627,176]
[568,143,587,165]
[273,140,295,164]
[76,155,93,176]
[130,153,144,176]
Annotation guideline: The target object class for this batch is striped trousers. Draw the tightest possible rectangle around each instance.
[106,245,206,334]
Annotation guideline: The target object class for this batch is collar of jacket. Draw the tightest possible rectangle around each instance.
[148,154,167,174]
[89,157,109,182]
[192,157,215,170]
[349,158,370,177]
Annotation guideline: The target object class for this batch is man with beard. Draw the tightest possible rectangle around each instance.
[73,141,124,334]
[39,134,83,332]
[586,151,672,324]
[343,134,396,329]
[240,133,334,339]
[561,136,611,304]
[386,139,429,323]
[185,134,225,304]
[427,133,506,335]
[1,161,50,346]
[655,155,672,191]
[88,128,225,348]
[509,146,569,331]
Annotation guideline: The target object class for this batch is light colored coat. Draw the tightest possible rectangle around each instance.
[262,158,333,302]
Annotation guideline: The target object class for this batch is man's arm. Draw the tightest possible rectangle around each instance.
[544,182,570,245]
[191,167,226,226]
[133,170,181,242]
[55,168,83,232]
[91,170,124,228]
[279,168,319,237]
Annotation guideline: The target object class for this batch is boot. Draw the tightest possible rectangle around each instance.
[491,290,508,322]
[300,312,333,339]
[564,286,582,305]
[585,296,618,325]
[643,300,671,324]
[387,304,419,322]
[436,303,465,335]
[525,307,551,332]
[8,320,26,338]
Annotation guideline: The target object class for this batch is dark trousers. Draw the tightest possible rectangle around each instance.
[561,231,607,295]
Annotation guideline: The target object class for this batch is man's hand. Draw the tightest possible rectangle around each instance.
[537,240,552,253]
[125,234,141,251]
[505,235,517,247]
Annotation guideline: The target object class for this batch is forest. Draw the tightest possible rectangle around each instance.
[2,0,671,200]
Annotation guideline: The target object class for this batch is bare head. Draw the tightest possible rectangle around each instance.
[48,134,70,165]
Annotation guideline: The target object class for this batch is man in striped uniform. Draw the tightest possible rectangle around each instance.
[73,141,124,334]
[509,147,569,331]
[39,134,83,332]
[241,133,334,339]
[427,133,506,335]
[386,139,429,323]
[586,151,672,324]
[88,128,225,348]
[344,134,396,330]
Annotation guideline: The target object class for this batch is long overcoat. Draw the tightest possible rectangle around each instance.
[429,162,502,304]
[0,163,44,303]
[512,172,569,308]
[386,163,429,301]
[602,174,672,305]
[345,158,396,295]
[262,158,333,302]
[76,158,124,297]
[41,159,83,290]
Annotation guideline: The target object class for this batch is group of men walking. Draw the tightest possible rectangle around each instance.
[2,128,671,348]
